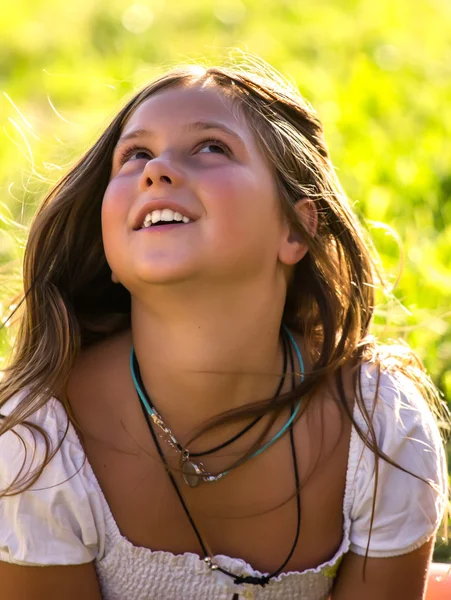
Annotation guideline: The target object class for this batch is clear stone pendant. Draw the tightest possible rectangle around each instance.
[181,455,203,487]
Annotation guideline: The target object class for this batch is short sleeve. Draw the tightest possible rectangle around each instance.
[0,391,105,566]
[349,364,448,557]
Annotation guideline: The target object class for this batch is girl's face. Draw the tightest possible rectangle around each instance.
[102,83,289,292]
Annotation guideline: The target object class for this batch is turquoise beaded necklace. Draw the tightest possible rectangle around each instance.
[130,324,304,487]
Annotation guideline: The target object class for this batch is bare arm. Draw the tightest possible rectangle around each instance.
[0,560,103,600]
[331,538,435,600]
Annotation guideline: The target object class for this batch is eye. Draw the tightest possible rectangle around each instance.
[118,145,152,166]
[197,138,230,155]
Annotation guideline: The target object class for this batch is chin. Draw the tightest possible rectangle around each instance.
[130,261,198,287]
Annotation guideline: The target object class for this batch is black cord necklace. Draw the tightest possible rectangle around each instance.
[135,329,301,592]
[132,342,287,458]
[131,331,289,486]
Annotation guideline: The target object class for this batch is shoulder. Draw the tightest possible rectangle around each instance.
[0,390,105,566]
[67,329,138,452]
[347,361,448,557]
[356,361,445,458]
[0,389,70,481]
[68,329,132,410]
[354,360,447,489]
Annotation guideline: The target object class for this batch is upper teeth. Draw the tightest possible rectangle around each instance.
[141,208,192,228]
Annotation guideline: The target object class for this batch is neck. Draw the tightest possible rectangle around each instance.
[129,281,301,439]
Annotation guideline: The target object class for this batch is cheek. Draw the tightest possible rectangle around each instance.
[201,170,280,238]
[101,180,130,231]
[101,180,132,265]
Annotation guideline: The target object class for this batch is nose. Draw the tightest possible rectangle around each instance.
[139,157,184,191]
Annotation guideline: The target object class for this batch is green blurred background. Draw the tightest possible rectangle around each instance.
[0,0,450,560]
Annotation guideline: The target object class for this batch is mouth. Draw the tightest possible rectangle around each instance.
[137,220,194,232]
[134,206,196,231]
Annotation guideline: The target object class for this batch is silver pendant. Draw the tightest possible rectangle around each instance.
[181,455,203,487]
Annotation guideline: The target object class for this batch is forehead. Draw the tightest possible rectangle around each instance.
[122,84,250,137]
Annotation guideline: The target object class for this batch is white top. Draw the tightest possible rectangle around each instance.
[0,363,447,600]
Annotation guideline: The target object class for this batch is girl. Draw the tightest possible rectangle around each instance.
[0,59,449,600]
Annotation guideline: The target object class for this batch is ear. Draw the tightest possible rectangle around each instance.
[278,197,317,266]
[111,272,119,283]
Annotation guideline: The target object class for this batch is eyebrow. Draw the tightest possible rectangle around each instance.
[115,120,245,148]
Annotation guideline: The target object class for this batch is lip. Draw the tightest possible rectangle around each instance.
[133,199,199,230]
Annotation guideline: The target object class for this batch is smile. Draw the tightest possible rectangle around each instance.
[140,208,192,229]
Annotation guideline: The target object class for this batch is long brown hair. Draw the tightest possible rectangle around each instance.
[1,60,449,554]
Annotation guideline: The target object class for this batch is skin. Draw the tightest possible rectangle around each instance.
[102,82,311,436]
[1,83,438,600]
[100,84,437,599]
